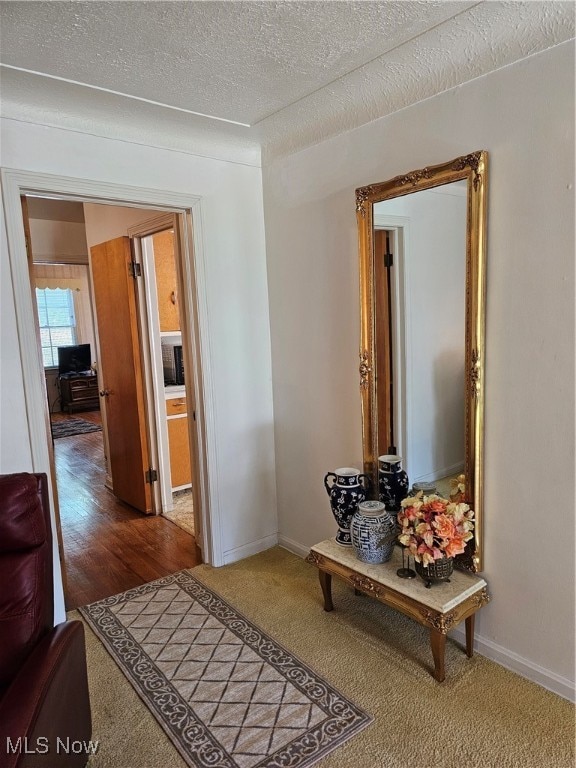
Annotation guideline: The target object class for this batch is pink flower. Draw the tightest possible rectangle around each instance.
[403,505,420,522]
[432,547,444,560]
[416,543,436,566]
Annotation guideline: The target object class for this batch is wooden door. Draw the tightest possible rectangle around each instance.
[374,230,395,455]
[90,237,152,513]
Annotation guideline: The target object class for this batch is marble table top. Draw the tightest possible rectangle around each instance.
[310,539,487,614]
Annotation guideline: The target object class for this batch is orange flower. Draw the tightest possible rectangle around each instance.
[397,493,475,560]
[432,514,456,540]
[443,535,467,558]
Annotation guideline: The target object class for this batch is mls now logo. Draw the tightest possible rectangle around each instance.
[6,737,99,755]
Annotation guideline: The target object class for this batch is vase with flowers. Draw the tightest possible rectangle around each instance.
[397,493,475,587]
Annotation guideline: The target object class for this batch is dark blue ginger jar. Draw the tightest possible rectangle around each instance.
[378,455,409,512]
[324,467,371,547]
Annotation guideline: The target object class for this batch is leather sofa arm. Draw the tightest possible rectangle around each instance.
[0,621,92,768]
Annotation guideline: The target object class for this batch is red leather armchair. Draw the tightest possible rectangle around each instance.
[0,473,92,768]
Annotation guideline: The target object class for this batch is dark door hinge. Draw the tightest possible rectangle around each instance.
[145,468,158,484]
[128,261,142,278]
[384,252,394,268]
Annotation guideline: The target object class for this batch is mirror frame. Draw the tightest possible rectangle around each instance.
[356,151,488,572]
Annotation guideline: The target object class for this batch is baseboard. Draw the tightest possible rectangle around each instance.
[413,462,465,484]
[279,534,575,702]
[222,533,278,565]
[451,626,575,703]
[278,535,310,559]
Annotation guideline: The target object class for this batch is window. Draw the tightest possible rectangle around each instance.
[35,287,77,367]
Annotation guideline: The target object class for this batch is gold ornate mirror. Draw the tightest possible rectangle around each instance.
[356,151,488,571]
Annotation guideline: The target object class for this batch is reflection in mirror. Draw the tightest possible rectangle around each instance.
[373,181,467,500]
[356,152,488,572]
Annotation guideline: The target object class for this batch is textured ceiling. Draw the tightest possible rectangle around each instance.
[0,1,476,125]
[0,1,574,164]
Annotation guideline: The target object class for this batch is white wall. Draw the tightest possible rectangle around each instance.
[28,218,89,261]
[374,185,466,483]
[83,203,156,246]
[0,120,278,588]
[264,41,575,696]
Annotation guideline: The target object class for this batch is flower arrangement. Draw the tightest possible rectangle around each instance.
[397,493,474,566]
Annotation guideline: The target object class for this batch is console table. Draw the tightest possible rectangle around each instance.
[306,539,490,682]
[59,374,100,414]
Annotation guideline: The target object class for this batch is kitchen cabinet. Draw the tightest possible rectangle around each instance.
[153,230,179,332]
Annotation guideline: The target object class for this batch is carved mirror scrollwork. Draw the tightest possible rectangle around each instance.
[356,152,488,572]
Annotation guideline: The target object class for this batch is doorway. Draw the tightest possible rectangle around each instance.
[131,216,197,537]
[21,192,205,609]
[373,223,408,466]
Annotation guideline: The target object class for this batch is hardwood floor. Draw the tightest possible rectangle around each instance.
[51,410,201,610]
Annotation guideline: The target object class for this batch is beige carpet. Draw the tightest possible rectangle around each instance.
[74,547,575,768]
[163,490,195,536]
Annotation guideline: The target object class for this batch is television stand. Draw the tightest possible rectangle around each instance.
[59,373,100,414]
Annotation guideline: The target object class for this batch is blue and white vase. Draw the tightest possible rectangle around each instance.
[324,467,370,547]
[378,455,409,511]
[351,500,397,564]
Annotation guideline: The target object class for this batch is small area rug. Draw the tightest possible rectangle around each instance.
[79,571,371,768]
[51,418,102,439]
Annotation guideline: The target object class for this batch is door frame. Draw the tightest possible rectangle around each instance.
[128,213,202,539]
[1,169,221,597]
[373,214,411,470]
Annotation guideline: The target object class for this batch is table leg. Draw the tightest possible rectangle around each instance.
[430,629,446,682]
[318,570,333,612]
[465,614,475,658]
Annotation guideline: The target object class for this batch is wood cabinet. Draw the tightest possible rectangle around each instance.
[153,230,179,332]
[166,395,191,489]
[166,396,187,416]
[167,412,192,489]
[59,374,100,414]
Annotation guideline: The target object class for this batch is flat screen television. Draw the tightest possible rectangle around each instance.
[57,344,92,375]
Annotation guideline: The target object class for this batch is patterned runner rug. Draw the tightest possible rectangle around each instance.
[51,418,102,439]
[80,571,371,768]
